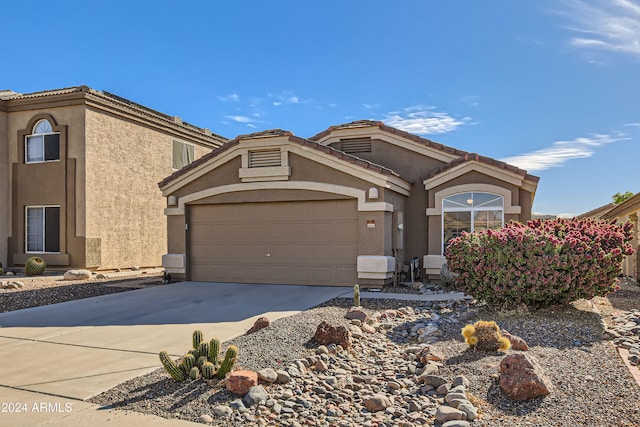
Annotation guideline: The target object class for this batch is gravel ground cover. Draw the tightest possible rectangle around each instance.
[2,274,638,426]
[88,284,640,427]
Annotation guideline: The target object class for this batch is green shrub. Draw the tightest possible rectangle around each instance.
[445,218,634,308]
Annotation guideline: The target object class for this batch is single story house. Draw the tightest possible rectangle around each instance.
[159,120,539,286]
[0,86,226,271]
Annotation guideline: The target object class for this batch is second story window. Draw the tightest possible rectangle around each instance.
[26,119,60,163]
[172,140,195,170]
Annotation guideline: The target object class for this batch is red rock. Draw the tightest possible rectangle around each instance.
[314,321,352,349]
[499,353,552,401]
[502,330,530,351]
[246,317,270,334]
[225,370,258,395]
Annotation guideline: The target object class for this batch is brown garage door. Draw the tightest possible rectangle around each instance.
[189,199,358,286]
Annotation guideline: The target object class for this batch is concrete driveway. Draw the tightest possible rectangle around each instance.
[0,282,350,402]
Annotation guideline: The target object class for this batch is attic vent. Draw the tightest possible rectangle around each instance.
[340,137,372,153]
[249,149,281,168]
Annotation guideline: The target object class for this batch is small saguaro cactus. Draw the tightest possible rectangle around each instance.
[462,320,511,352]
[198,342,210,361]
[159,351,186,382]
[353,284,361,308]
[181,354,196,372]
[215,345,239,379]
[193,330,204,349]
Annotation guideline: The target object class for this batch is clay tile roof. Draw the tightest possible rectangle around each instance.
[421,152,539,183]
[159,129,408,188]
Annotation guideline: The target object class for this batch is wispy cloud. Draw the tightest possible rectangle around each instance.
[217,93,240,102]
[382,106,469,135]
[500,132,630,171]
[269,91,302,106]
[363,103,380,110]
[558,0,640,60]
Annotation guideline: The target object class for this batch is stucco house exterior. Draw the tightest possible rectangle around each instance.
[0,86,226,271]
[159,120,539,286]
[600,193,640,280]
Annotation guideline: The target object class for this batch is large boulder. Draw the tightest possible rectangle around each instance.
[499,353,552,401]
[314,321,352,349]
[63,269,92,281]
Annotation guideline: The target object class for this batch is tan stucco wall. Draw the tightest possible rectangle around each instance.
[6,106,87,267]
[329,138,445,262]
[84,108,211,269]
[0,109,8,267]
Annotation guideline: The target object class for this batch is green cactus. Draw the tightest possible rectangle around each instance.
[188,348,199,358]
[182,354,196,372]
[159,351,186,382]
[198,342,210,361]
[197,356,208,368]
[192,330,203,349]
[215,346,238,379]
[25,257,46,276]
[189,366,201,380]
[209,338,221,365]
[202,362,215,380]
[353,284,360,307]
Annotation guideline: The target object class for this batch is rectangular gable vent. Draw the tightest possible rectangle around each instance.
[249,149,281,168]
[340,137,372,154]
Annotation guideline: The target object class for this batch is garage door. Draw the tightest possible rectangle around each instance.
[189,200,358,286]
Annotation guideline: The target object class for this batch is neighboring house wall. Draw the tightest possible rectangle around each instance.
[602,193,640,280]
[0,107,8,267]
[1,86,226,271]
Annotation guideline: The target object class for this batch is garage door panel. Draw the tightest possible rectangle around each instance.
[189,200,358,286]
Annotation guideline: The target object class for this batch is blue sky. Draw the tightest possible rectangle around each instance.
[3,0,639,216]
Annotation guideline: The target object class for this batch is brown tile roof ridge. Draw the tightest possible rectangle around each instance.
[421,152,539,183]
[576,202,616,219]
[159,130,411,188]
[6,85,228,143]
[308,120,469,157]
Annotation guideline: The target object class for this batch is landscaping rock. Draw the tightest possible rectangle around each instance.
[63,269,92,281]
[345,307,368,322]
[197,414,213,423]
[499,353,552,401]
[243,385,269,406]
[314,320,352,349]
[435,406,467,422]
[246,317,270,334]
[257,368,278,383]
[364,394,391,412]
[502,330,530,351]
[226,370,258,395]
[212,405,232,417]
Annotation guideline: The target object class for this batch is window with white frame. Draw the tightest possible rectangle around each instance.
[442,192,503,253]
[25,119,60,163]
[26,206,60,253]
[172,140,195,170]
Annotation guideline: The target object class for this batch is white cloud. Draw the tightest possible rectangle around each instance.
[363,103,380,110]
[225,115,255,123]
[558,0,640,60]
[382,106,468,135]
[217,93,240,102]
[269,91,301,106]
[500,133,630,171]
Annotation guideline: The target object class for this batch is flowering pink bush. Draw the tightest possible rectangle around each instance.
[445,218,634,308]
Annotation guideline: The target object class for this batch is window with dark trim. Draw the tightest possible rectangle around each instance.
[25,120,60,163]
[26,206,60,253]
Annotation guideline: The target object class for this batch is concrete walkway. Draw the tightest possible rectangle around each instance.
[0,282,467,426]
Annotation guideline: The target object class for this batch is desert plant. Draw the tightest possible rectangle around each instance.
[159,331,238,382]
[159,351,186,382]
[209,338,221,366]
[353,284,360,307]
[189,366,201,380]
[202,362,216,380]
[193,330,203,349]
[439,263,458,288]
[446,218,634,308]
[25,256,46,276]
[215,345,238,379]
[462,320,511,352]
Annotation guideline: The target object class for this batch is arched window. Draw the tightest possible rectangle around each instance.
[442,192,504,253]
[26,119,60,163]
